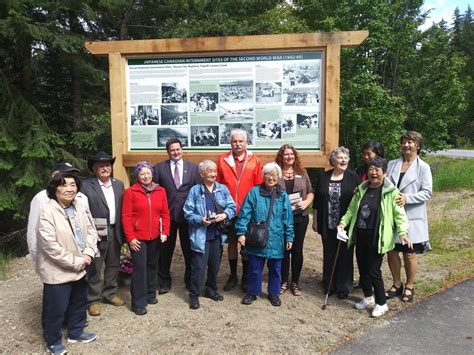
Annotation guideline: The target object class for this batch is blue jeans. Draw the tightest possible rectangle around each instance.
[42,277,88,346]
[246,255,282,297]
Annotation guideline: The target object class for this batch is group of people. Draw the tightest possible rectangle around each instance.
[28,129,432,354]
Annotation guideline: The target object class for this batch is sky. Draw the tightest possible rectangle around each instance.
[421,0,472,29]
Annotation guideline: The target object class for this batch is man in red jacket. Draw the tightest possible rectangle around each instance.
[217,129,262,292]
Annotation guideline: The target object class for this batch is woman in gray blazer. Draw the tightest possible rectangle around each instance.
[385,131,432,302]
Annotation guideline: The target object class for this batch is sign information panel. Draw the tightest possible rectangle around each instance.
[127,52,322,150]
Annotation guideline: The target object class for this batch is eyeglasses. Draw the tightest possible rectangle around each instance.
[264,173,279,180]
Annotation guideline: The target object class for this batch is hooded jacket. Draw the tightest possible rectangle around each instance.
[340,178,408,254]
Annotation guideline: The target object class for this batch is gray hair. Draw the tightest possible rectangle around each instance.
[198,159,217,175]
[262,162,282,179]
[229,129,247,143]
[328,146,350,166]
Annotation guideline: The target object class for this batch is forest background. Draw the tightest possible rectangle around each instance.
[0,0,473,252]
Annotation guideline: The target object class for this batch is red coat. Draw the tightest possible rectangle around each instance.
[216,150,263,214]
[122,183,170,242]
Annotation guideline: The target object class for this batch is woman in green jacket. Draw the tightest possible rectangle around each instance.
[338,157,411,318]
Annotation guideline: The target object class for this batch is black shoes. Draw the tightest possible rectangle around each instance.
[337,292,349,299]
[189,297,200,310]
[132,308,147,316]
[267,294,281,307]
[205,290,224,301]
[147,298,158,304]
[223,276,239,291]
[158,286,170,295]
[241,294,257,305]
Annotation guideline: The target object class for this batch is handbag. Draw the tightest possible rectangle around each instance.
[245,189,277,248]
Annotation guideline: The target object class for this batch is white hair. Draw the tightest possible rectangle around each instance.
[229,129,247,142]
[262,162,282,179]
[329,146,350,166]
[198,159,217,174]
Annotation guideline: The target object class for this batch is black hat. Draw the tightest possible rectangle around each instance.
[87,151,116,171]
[52,162,80,174]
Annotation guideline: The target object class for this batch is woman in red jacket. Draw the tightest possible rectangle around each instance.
[122,161,170,315]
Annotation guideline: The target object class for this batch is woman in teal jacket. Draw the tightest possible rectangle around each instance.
[236,162,294,307]
[338,157,411,318]
[184,160,236,310]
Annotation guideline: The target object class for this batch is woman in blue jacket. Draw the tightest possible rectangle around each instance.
[236,162,294,307]
[184,160,236,310]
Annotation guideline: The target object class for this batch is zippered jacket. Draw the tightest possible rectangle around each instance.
[183,182,237,253]
[122,183,170,242]
[216,150,263,214]
[340,178,408,254]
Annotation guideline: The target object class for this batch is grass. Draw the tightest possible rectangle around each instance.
[0,252,14,281]
[425,156,474,191]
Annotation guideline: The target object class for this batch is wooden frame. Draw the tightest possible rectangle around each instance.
[86,31,368,185]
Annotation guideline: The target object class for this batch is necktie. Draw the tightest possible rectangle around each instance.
[173,161,180,188]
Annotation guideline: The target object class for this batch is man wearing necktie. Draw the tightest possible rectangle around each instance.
[154,138,201,294]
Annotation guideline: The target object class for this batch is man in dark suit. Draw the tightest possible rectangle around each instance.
[154,138,200,294]
[82,151,125,316]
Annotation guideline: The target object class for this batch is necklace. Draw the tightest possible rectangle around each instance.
[283,169,294,180]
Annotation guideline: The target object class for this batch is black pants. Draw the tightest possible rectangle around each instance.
[356,229,385,306]
[42,277,88,347]
[189,238,223,299]
[131,238,159,310]
[158,221,192,289]
[281,215,309,284]
[322,229,354,295]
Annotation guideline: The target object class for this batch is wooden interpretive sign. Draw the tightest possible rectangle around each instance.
[86,31,368,185]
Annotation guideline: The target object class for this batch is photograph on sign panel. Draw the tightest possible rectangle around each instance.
[219,80,253,103]
[162,82,187,103]
[190,126,219,147]
[282,114,296,133]
[255,120,282,140]
[219,122,254,145]
[161,104,188,125]
[255,82,282,103]
[219,104,254,121]
[296,113,319,129]
[190,93,218,112]
[157,127,189,147]
[283,86,320,107]
[131,105,160,126]
[283,62,320,87]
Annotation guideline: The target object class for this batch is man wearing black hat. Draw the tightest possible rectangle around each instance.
[81,151,125,316]
[153,138,200,293]
[27,162,90,266]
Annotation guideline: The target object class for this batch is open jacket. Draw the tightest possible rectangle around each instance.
[37,199,98,284]
[235,185,294,259]
[387,156,432,244]
[216,150,263,214]
[340,178,409,254]
[122,183,171,242]
[183,182,237,253]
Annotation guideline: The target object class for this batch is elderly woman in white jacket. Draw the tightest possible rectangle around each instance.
[385,131,432,303]
[37,172,98,354]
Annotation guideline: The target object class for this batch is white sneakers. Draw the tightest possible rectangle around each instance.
[354,296,389,317]
[371,303,389,317]
[354,296,375,310]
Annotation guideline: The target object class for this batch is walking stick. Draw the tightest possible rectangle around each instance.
[322,240,342,310]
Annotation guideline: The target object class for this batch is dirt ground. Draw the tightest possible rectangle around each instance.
[0,191,472,353]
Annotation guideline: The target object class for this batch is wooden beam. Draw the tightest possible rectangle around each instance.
[108,52,129,185]
[324,42,341,168]
[122,151,327,169]
[85,31,368,56]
